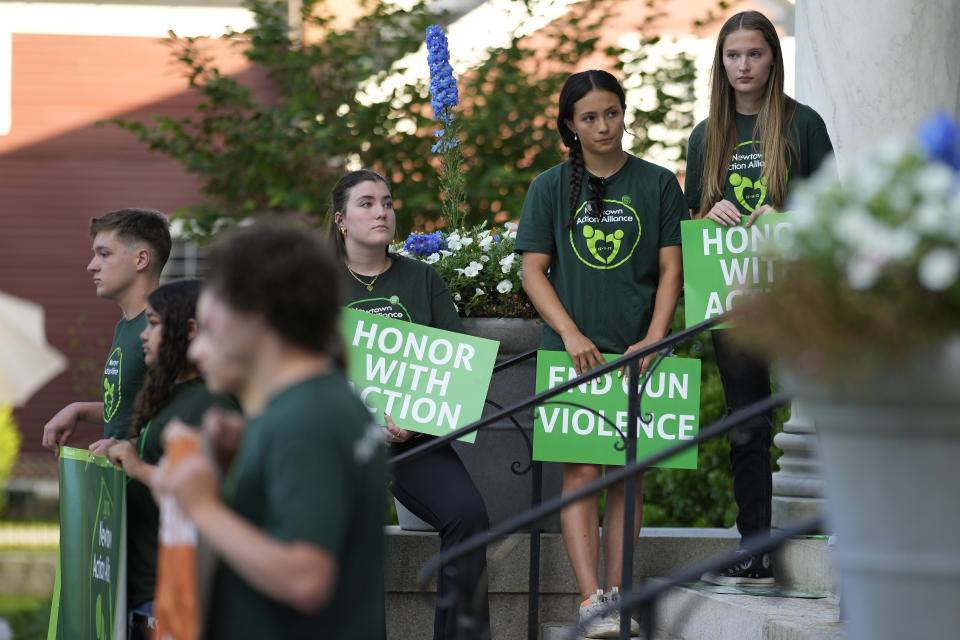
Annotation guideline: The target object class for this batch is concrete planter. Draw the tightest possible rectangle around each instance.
[786,339,960,640]
[455,317,564,532]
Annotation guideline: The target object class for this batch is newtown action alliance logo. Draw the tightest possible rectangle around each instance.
[727,139,782,213]
[348,296,412,322]
[569,195,641,270]
[102,347,122,423]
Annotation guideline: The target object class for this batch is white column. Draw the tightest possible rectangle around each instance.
[772,400,824,527]
[795,0,960,164]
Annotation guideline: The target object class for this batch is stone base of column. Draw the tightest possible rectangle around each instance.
[772,496,827,532]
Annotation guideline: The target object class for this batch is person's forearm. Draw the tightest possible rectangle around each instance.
[522,266,580,339]
[645,250,684,340]
[127,459,156,487]
[190,501,336,613]
[73,402,105,425]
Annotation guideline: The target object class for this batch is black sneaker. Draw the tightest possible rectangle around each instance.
[702,550,775,586]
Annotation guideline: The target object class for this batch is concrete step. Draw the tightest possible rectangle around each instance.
[655,584,843,640]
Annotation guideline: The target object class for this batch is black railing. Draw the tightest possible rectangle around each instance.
[390,314,732,639]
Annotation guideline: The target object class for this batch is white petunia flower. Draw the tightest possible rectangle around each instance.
[460,237,474,247]
[454,292,461,301]
[440,250,453,257]
[475,287,485,296]
[478,235,494,250]
[463,261,483,277]
[846,254,885,290]
[918,248,960,291]
[447,234,462,251]
[424,252,440,264]
[496,279,513,293]
[480,255,490,262]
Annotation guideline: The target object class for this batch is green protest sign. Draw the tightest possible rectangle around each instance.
[341,307,499,443]
[48,447,125,640]
[681,213,794,328]
[532,351,701,468]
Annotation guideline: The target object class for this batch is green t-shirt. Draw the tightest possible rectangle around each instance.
[684,99,834,214]
[126,378,236,609]
[102,311,148,439]
[514,154,687,353]
[343,255,461,332]
[207,374,387,639]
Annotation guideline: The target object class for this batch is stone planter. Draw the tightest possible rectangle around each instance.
[785,339,960,640]
[454,317,564,532]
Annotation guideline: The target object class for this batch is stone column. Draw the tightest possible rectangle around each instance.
[773,0,960,529]
[795,0,960,164]
[772,400,824,527]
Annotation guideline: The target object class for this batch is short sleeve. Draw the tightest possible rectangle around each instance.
[684,120,707,213]
[659,170,688,247]
[427,267,463,333]
[264,421,349,554]
[803,108,835,177]
[515,170,559,256]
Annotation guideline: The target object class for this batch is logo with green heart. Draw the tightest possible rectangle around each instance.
[729,172,767,212]
[569,198,641,270]
[348,297,412,321]
[102,347,122,422]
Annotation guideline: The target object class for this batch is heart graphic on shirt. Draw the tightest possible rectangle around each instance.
[729,173,767,212]
[583,225,625,265]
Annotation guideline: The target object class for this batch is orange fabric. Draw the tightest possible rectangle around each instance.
[153,437,202,640]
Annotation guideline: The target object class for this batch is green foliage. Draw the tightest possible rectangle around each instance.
[0,594,50,640]
[105,0,697,238]
[0,407,21,515]
[641,300,786,528]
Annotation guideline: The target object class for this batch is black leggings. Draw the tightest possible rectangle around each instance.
[391,442,490,640]
[712,328,774,542]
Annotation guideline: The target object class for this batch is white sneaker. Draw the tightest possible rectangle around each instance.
[606,587,640,635]
[578,588,638,638]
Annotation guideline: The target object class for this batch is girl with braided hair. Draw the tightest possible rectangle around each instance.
[104,279,236,637]
[514,69,686,637]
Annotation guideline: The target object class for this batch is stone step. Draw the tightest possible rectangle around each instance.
[654,585,843,640]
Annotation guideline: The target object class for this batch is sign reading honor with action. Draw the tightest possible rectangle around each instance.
[341,307,499,444]
[681,213,794,328]
[532,352,701,468]
[48,447,126,640]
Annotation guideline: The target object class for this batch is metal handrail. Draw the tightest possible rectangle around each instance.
[390,312,728,467]
[417,393,788,584]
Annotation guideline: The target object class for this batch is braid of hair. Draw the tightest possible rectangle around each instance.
[566,142,585,230]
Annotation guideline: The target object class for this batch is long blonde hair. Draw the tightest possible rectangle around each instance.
[699,11,795,215]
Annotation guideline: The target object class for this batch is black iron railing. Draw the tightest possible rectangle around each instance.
[391,312,815,640]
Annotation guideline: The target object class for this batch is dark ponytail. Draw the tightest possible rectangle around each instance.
[556,70,626,229]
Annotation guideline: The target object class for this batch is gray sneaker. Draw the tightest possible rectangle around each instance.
[605,588,640,636]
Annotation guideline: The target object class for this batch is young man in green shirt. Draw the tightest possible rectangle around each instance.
[154,223,387,639]
[41,208,171,451]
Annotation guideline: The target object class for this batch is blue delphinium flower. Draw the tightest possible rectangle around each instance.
[918,112,960,171]
[426,25,459,119]
[403,231,446,257]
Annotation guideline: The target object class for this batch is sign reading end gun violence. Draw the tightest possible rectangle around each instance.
[532,351,701,468]
[681,213,793,328]
[341,307,499,443]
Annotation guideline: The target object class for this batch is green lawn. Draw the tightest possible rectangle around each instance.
[0,595,50,640]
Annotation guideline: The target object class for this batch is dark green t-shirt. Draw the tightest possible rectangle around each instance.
[684,99,834,214]
[343,255,461,332]
[126,378,236,609]
[102,311,148,439]
[514,154,687,353]
[207,374,387,640]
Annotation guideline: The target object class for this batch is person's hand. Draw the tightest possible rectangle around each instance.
[154,424,219,518]
[560,329,605,376]
[106,439,140,474]
[202,407,245,472]
[88,438,117,457]
[745,204,777,227]
[621,334,665,378]
[41,404,79,453]
[703,199,742,227]
[381,413,415,445]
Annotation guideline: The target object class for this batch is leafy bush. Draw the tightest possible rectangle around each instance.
[0,407,21,515]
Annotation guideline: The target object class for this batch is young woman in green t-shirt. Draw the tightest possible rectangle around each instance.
[328,170,490,640]
[515,70,685,637]
[683,10,833,587]
[105,279,232,637]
